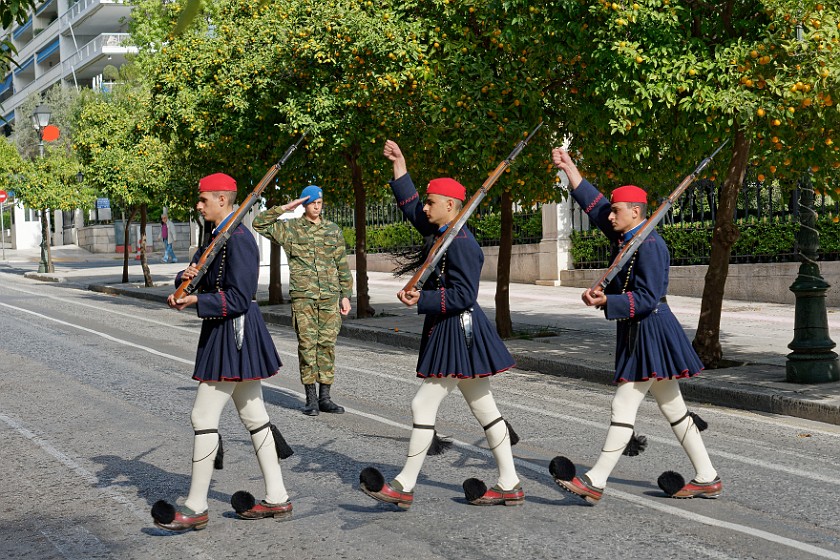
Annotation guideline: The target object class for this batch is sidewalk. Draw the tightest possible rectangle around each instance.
[4,244,840,425]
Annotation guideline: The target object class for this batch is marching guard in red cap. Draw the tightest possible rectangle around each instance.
[358,140,523,510]
[152,172,294,531]
[547,147,722,505]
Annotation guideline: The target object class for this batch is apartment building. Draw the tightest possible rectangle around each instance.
[1,0,136,250]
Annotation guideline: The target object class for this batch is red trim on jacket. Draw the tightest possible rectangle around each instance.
[585,193,604,214]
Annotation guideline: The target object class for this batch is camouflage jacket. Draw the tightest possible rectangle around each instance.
[253,206,353,300]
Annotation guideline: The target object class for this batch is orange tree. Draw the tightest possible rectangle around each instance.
[541,0,840,367]
[392,0,568,336]
[73,72,172,286]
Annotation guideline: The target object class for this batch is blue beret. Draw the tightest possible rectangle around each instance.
[300,185,323,204]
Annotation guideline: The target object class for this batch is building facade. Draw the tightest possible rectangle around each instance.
[1,0,136,250]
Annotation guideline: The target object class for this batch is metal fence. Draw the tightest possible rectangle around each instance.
[323,199,543,254]
[571,174,840,268]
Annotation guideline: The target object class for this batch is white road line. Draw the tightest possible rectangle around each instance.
[3,295,840,558]
[0,413,216,560]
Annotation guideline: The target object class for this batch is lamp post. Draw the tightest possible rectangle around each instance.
[786,174,840,383]
[31,103,52,273]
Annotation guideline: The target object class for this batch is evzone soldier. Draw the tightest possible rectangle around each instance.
[359,139,523,509]
[253,185,353,416]
[152,173,293,531]
[548,147,722,504]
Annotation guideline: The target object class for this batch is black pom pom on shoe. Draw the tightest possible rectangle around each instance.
[462,478,487,502]
[689,412,708,432]
[427,431,453,456]
[623,432,648,457]
[657,471,686,497]
[548,456,576,481]
[505,419,520,446]
[151,500,176,524]
[231,490,256,514]
[270,424,295,459]
[359,467,385,492]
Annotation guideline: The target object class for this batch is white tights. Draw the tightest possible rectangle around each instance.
[184,380,288,513]
[585,379,717,489]
[394,376,519,492]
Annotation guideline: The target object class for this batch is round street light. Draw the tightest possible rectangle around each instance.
[31,104,52,131]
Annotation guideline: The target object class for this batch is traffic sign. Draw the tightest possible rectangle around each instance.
[0,190,7,203]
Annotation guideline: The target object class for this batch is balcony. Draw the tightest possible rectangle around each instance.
[61,0,132,37]
[61,32,136,84]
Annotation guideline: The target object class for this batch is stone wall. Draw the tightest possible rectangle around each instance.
[76,225,115,253]
[348,252,840,306]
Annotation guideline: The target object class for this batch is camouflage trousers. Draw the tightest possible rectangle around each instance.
[291,296,341,385]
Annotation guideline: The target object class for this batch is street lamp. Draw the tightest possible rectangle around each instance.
[31,103,52,273]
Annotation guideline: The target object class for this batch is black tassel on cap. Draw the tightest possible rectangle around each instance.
[657,471,686,496]
[427,431,453,456]
[359,467,385,492]
[548,456,576,481]
[151,500,176,524]
[270,424,294,459]
[214,435,224,470]
[462,478,487,502]
[623,432,648,456]
[231,490,256,514]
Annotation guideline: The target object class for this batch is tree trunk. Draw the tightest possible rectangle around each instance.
[495,190,514,338]
[347,145,374,318]
[139,204,153,287]
[268,242,284,304]
[693,129,751,367]
[40,209,54,273]
[122,206,137,283]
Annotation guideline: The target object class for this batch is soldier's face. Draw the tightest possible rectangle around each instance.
[303,198,323,222]
[609,202,642,234]
[197,192,230,223]
[423,194,453,227]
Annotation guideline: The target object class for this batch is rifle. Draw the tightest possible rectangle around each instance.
[172,131,307,300]
[590,138,730,292]
[402,122,543,292]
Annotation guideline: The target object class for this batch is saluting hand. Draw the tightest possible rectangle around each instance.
[280,196,310,212]
[397,289,420,307]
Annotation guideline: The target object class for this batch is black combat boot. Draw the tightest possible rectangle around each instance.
[318,383,345,414]
[302,384,319,416]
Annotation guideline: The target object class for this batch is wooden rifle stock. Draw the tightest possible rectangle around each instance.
[590,138,730,292]
[172,131,307,300]
[402,122,543,292]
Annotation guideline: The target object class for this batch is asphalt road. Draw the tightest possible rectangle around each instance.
[1,271,839,560]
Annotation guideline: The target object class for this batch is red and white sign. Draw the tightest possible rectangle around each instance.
[0,190,7,203]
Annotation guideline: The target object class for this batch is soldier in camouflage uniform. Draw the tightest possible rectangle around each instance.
[253,185,353,416]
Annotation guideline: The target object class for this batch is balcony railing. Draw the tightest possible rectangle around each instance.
[61,0,127,28]
[61,32,134,76]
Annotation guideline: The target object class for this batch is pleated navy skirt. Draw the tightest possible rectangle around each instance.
[193,301,282,382]
[416,305,515,378]
[614,303,704,383]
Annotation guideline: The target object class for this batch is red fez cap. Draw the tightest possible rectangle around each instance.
[199,173,237,192]
[611,185,648,204]
[427,178,466,201]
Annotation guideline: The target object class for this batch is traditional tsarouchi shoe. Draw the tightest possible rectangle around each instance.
[231,491,293,520]
[463,478,525,506]
[359,467,414,510]
[556,475,604,505]
[151,501,209,532]
[672,478,723,499]
[658,471,723,499]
